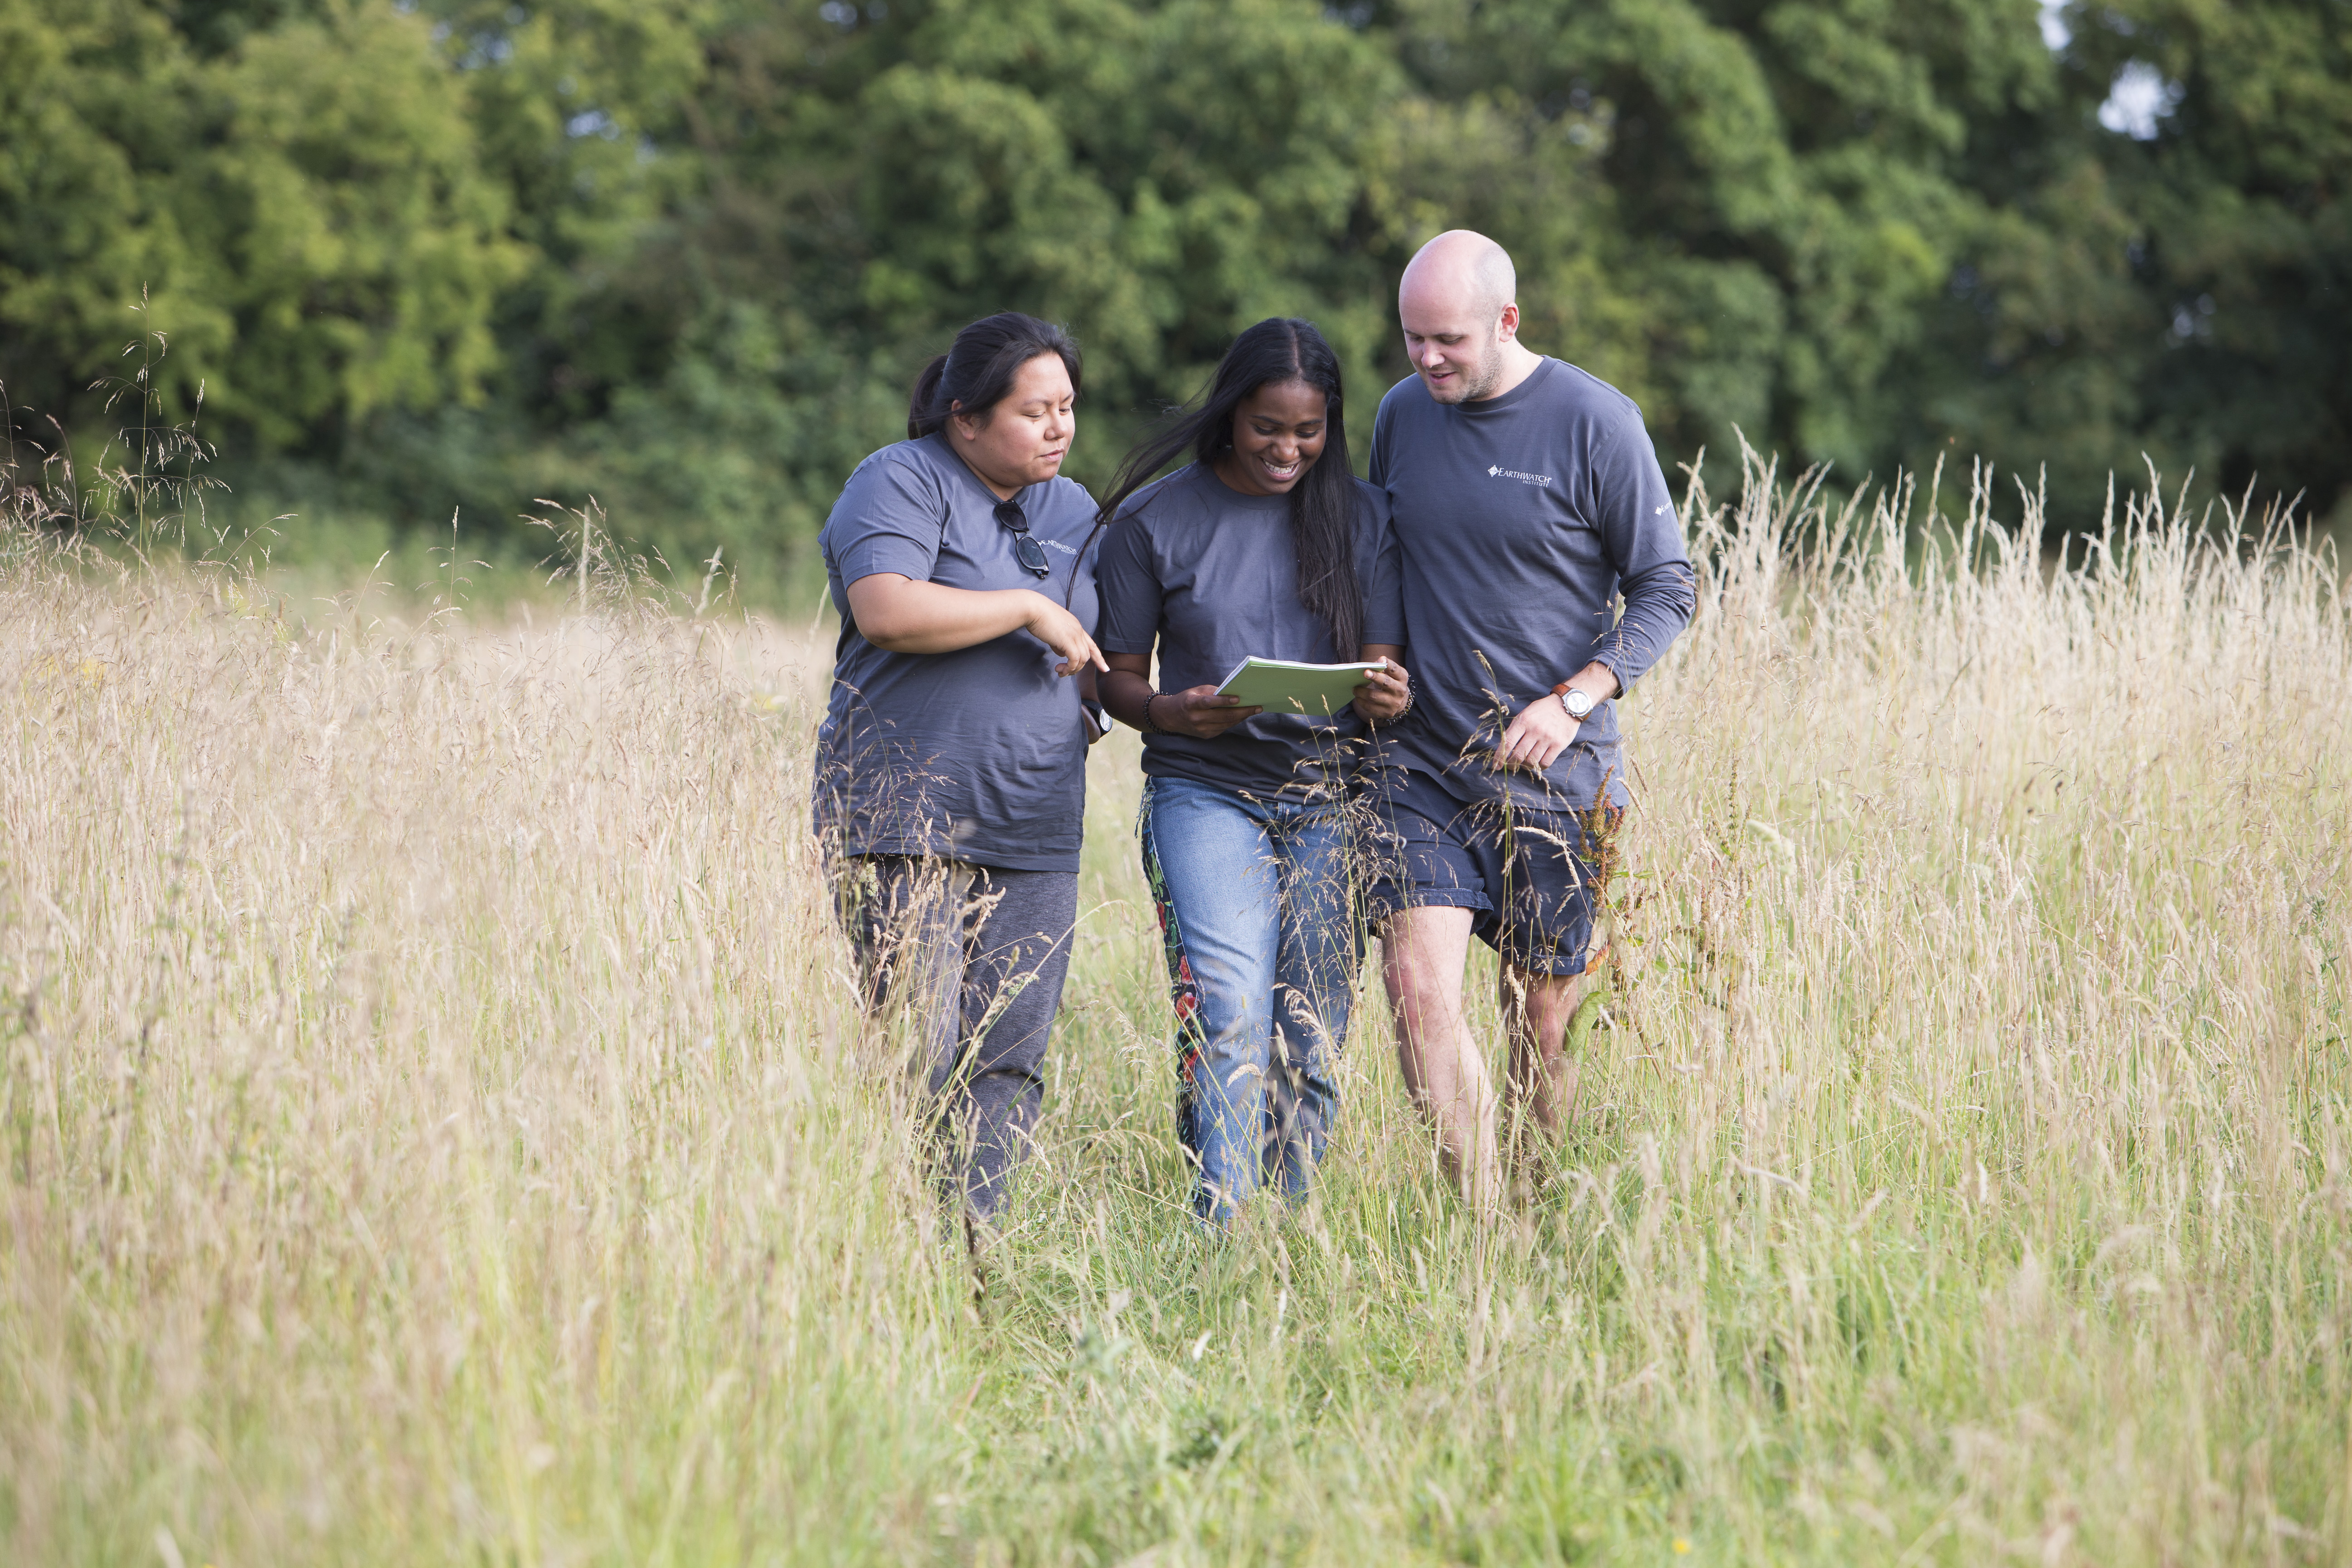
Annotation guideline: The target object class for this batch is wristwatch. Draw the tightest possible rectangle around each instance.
[1552,681,1596,721]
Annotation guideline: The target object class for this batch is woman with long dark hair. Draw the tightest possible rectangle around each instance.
[814,311,1108,1224]
[1093,317,1413,1224]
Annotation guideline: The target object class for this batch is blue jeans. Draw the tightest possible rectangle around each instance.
[1139,776,1360,1224]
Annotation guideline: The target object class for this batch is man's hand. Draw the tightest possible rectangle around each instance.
[1494,698,1580,774]
[1493,661,1618,774]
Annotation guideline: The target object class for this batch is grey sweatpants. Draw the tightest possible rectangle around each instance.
[832,856,1078,1220]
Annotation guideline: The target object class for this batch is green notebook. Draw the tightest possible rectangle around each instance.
[1213,657,1388,716]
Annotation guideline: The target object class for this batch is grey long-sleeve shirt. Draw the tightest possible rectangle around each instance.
[1367,357,1696,811]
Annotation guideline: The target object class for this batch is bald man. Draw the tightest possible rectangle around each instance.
[1365,230,1695,1209]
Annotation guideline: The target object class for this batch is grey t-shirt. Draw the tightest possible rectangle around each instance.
[814,433,1102,872]
[1368,357,1695,811]
[1096,463,1405,800]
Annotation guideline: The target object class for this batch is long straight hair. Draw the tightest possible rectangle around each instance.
[1091,318,1362,654]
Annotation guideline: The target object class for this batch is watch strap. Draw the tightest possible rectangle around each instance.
[1551,681,1595,719]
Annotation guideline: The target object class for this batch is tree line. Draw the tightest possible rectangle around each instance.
[3,0,2344,590]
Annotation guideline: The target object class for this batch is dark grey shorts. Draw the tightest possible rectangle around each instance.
[1364,769,1619,978]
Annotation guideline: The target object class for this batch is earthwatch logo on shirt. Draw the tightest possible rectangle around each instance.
[1487,465,1552,486]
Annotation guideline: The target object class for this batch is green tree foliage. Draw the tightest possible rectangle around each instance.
[1380,0,2073,477]
[389,0,1446,580]
[1948,0,2352,511]
[0,0,526,444]
[1,0,2342,590]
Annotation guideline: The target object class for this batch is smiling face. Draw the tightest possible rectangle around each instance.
[951,352,1077,496]
[1215,378,1329,497]
[1398,285,1514,405]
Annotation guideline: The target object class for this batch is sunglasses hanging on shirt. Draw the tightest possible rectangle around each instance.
[993,498,1053,578]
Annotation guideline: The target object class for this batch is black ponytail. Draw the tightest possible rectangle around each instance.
[906,355,951,436]
[1092,318,1363,656]
[908,313,1083,440]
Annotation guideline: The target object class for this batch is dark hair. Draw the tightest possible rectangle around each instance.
[1093,318,1362,655]
[907,312,1083,440]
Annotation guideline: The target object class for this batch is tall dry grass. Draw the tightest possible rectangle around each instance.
[1,454,2347,1565]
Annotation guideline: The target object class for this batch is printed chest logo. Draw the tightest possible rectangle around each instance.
[1487,465,1551,486]
[1041,538,1078,555]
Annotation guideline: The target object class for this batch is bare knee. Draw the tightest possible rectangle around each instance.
[1503,964,1585,1046]
[1382,906,1472,992]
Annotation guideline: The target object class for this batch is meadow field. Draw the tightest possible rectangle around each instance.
[2,458,2347,1565]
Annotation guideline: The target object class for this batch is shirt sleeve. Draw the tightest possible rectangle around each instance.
[1367,393,1394,489]
[826,453,947,586]
[1357,484,1406,647]
[1587,411,1696,692]
[1093,505,1164,657]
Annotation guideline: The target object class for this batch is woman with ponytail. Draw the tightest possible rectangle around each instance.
[815,311,1107,1225]
[1093,317,1413,1225]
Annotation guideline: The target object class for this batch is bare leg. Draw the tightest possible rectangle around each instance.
[1381,906,1500,1213]
[1499,961,1587,1197]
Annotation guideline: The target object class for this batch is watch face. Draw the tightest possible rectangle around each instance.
[1566,690,1595,718]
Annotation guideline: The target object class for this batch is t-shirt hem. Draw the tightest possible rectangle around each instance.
[826,836,1083,874]
[1139,752,1345,803]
